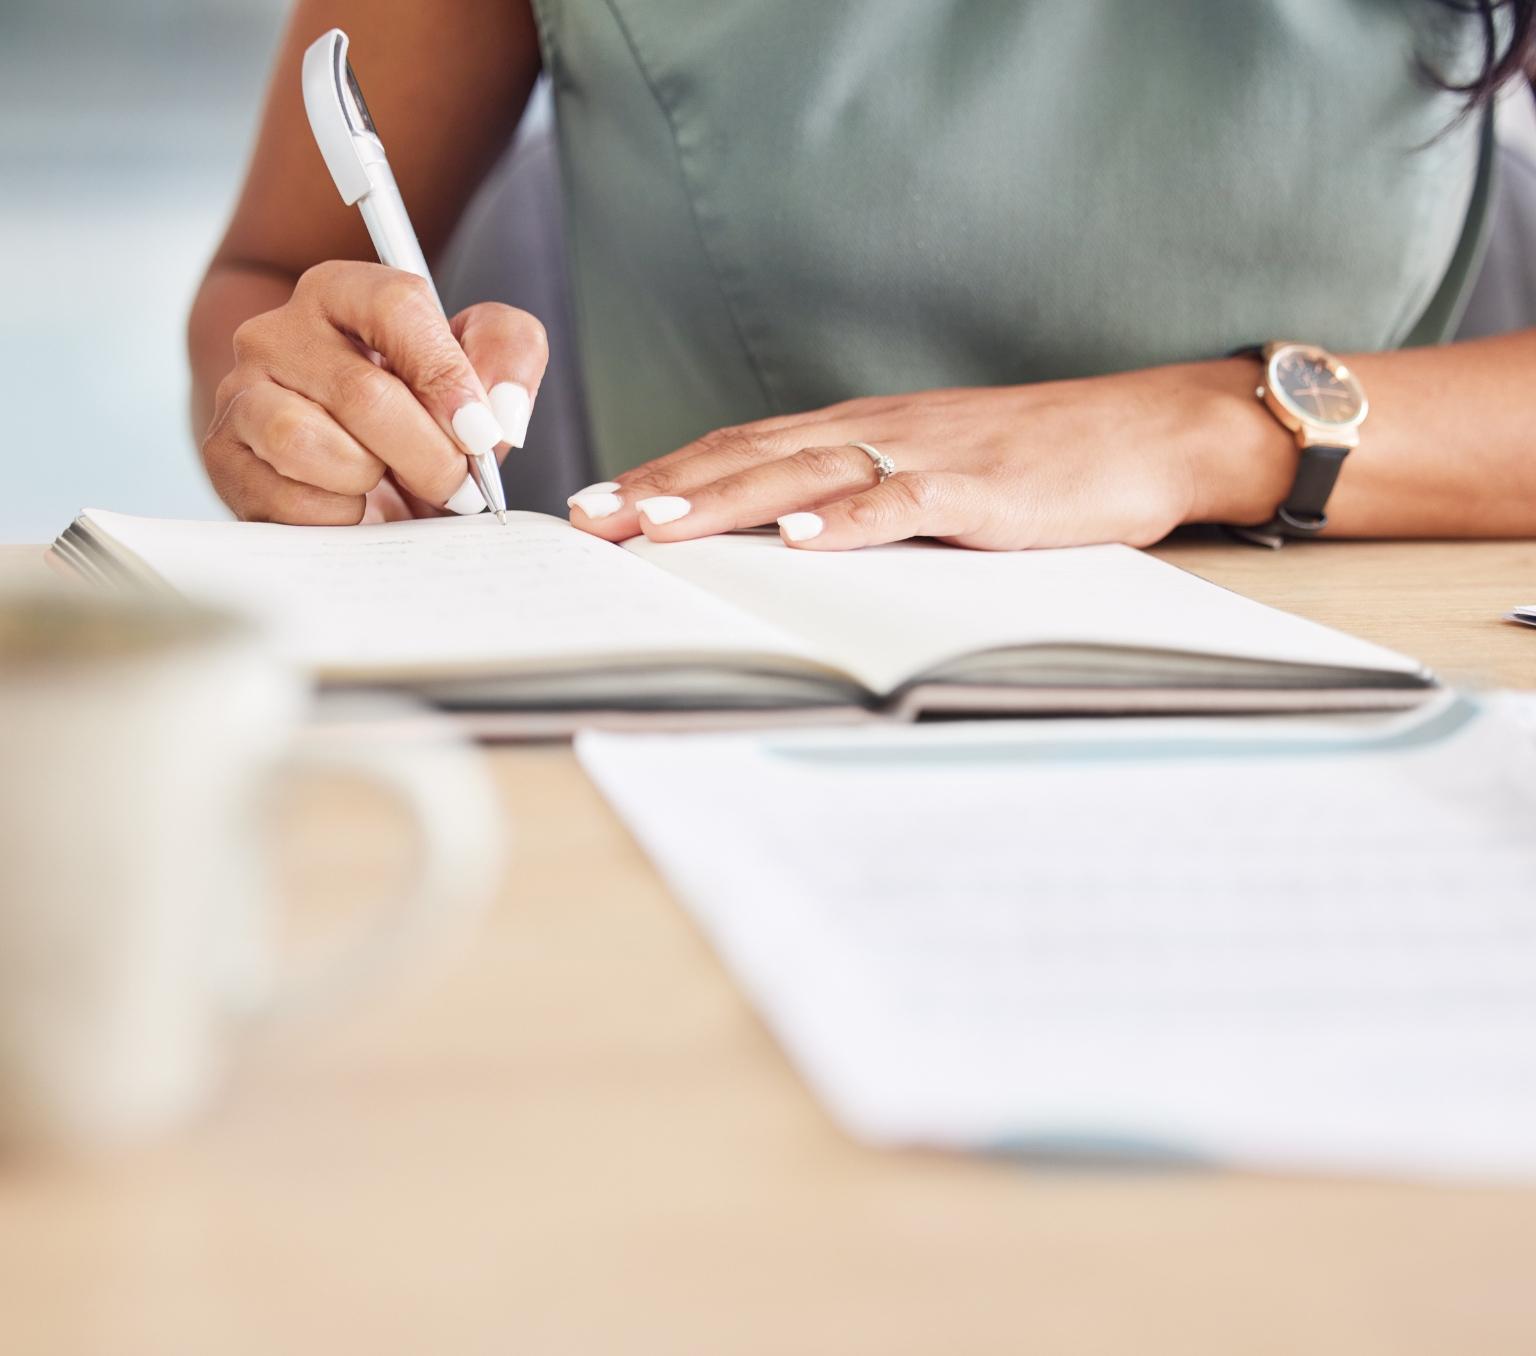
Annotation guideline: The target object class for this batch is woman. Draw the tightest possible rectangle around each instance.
[190,0,1536,552]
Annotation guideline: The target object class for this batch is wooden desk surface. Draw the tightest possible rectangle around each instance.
[2,538,1535,1355]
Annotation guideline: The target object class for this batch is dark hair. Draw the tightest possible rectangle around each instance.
[1430,0,1536,105]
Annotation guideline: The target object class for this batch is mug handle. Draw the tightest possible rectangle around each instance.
[248,697,505,1024]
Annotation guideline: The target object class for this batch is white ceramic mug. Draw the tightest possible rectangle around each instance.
[0,589,502,1151]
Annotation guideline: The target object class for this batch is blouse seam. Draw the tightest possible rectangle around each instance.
[595,0,776,413]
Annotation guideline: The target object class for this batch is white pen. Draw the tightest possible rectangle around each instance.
[300,28,509,523]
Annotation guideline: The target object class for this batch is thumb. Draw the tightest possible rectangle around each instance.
[450,302,550,454]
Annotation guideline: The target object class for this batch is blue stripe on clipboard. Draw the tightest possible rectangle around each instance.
[766,695,1480,769]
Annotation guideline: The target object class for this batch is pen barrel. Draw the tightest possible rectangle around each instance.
[358,167,444,313]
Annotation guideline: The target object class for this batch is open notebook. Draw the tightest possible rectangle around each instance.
[52,509,1433,722]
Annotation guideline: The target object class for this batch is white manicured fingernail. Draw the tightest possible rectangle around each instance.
[489,382,534,448]
[566,482,620,507]
[445,473,487,515]
[570,490,622,519]
[636,496,691,526]
[451,401,506,456]
[778,512,823,542]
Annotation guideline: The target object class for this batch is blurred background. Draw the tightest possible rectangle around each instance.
[0,0,585,540]
[1,0,285,541]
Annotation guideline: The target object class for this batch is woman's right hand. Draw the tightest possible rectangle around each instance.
[200,260,549,524]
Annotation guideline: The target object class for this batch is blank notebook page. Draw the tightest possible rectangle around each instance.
[626,531,1424,694]
[80,510,804,676]
[578,698,1536,1180]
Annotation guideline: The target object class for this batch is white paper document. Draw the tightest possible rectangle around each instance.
[578,697,1536,1179]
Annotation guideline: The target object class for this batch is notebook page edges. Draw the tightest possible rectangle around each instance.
[622,533,1427,697]
[75,509,849,689]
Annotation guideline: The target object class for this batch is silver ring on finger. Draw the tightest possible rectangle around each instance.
[850,441,895,483]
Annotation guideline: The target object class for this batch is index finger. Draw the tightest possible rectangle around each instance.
[296,260,509,466]
[568,418,866,539]
[777,471,975,551]
[452,302,551,453]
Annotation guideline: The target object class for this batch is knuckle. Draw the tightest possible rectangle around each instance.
[339,459,386,496]
[212,368,253,415]
[697,426,745,454]
[378,280,454,356]
[410,347,472,402]
[797,446,851,481]
[696,428,763,473]
[336,361,396,420]
[630,466,680,497]
[845,496,888,533]
[692,428,733,458]
[296,258,351,298]
[231,314,276,363]
[261,405,320,467]
[891,471,938,513]
[377,271,435,322]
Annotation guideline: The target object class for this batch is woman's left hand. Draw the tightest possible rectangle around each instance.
[566,360,1288,551]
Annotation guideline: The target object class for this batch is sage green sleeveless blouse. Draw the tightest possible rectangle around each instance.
[531,1,1494,479]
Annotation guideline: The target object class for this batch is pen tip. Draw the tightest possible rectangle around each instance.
[495,510,508,526]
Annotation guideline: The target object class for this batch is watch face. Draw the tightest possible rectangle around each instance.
[1268,344,1367,429]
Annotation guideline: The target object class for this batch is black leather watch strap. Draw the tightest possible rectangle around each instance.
[1228,443,1352,549]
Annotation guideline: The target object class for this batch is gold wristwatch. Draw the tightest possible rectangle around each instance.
[1230,341,1369,549]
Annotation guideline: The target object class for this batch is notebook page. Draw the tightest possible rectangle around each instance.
[81,510,815,678]
[623,533,1424,695]
[578,700,1536,1179]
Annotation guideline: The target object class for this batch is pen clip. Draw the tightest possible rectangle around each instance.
[301,28,385,206]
